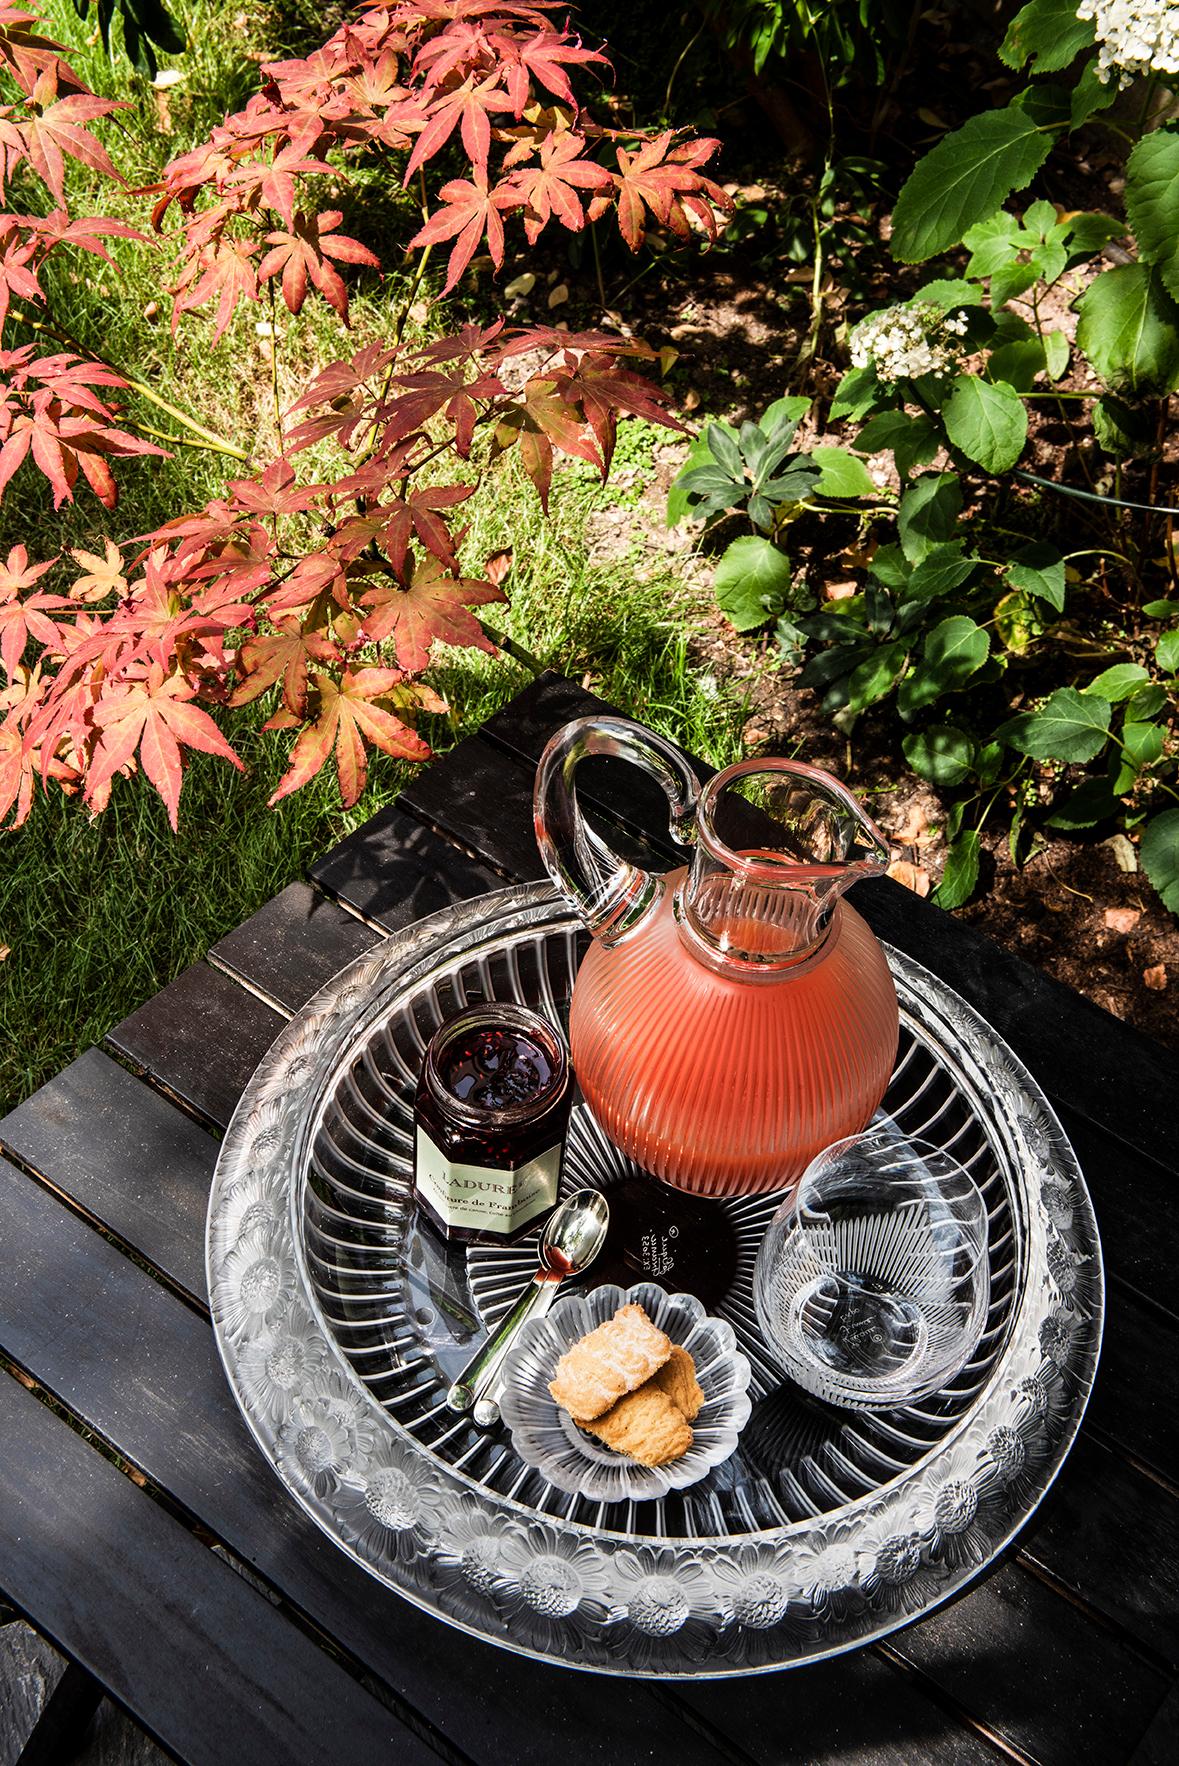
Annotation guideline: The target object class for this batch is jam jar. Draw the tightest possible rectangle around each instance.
[413,1004,573,1244]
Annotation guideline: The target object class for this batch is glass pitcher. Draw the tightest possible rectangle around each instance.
[534,717,899,1199]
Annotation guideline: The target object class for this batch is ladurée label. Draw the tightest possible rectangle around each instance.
[414,1126,562,1234]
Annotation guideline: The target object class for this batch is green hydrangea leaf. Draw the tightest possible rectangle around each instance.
[1082,662,1150,701]
[1046,774,1119,829]
[1141,809,1179,912]
[714,536,793,632]
[892,107,1056,264]
[1125,127,1179,305]
[898,473,963,564]
[998,686,1111,760]
[811,446,878,499]
[1075,264,1179,396]
[1000,0,1095,72]
[1157,629,1179,673]
[1007,542,1066,610]
[933,829,981,909]
[902,725,976,786]
[898,615,991,714]
[942,375,1028,472]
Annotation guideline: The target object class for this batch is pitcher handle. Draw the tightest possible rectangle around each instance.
[533,716,699,944]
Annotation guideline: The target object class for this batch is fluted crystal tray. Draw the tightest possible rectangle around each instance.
[207,883,1103,1676]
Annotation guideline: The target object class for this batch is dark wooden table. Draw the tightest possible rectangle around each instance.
[2,672,1177,1766]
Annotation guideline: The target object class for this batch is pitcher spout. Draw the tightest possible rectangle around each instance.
[679,759,892,971]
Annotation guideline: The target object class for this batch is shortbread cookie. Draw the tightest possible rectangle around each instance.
[584,1386,693,1467]
[649,1345,704,1422]
[548,1302,672,1422]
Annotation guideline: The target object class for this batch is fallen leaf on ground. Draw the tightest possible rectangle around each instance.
[1103,907,1140,934]
[547,282,569,308]
[1101,833,1137,873]
[893,803,930,845]
[825,579,857,600]
[1143,963,1168,991]
[887,858,931,897]
[0,943,9,961]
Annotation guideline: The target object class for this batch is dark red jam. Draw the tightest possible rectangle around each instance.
[413,1004,572,1245]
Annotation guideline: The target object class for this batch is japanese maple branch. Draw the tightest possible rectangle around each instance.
[14,306,250,462]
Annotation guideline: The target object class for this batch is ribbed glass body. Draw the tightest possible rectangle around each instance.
[570,870,899,1198]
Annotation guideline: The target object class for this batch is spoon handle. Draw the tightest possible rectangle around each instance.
[446,1275,561,1425]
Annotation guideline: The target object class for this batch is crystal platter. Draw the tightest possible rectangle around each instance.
[207,883,1103,1676]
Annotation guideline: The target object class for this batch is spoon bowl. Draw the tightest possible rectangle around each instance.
[446,1188,610,1425]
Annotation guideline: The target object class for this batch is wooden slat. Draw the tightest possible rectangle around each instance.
[0,1160,762,1766]
[310,803,503,930]
[397,734,549,883]
[1087,1283,1179,1483]
[4,1114,1172,1764]
[104,962,285,1130]
[0,1372,437,1766]
[1018,1435,1179,1669]
[1052,1106,1178,1325]
[209,881,381,1014]
[888,1559,1169,1765]
[1131,1682,1179,1763]
[480,672,1179,1169]
[0,1047,216,1302]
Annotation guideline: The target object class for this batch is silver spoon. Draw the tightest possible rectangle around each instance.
[446,1188,610,1427]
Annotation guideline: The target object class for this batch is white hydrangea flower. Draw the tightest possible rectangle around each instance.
[1076,1,1179,85]
[849,302,968,383]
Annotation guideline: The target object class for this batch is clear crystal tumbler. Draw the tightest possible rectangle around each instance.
[753,1129,990,1409]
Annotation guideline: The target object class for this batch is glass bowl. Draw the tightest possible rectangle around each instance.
[499,1281,753,1502]
[754,1128,991,1410]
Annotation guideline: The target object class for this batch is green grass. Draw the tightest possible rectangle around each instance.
[0,4,743,1115]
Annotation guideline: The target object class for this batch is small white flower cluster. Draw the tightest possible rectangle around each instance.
[850,302,968,383]
[1076,1,1179,85]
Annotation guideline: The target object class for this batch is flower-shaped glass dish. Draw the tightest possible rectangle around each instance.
[499,1281,754,1502]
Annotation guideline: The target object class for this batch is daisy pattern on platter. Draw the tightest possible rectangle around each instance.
[710,1544,805,1636]
[497,1522,613,1654]
[237,1301,329,1427]
[211,1234,298,1340]
[429,1496,508,1617]
[609,1546,714,1666]
[274,1372,376,1499]
[790,1533,864,1624]
[859,1524,932,1616]
[218,1164,288,1261]
[334,1445,443,1568]
[918,1440,1000,1571]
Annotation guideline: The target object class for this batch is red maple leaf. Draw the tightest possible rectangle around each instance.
[6,70,123,205]
[226,459,324,519]
[612,132,728,252]
[224,140,332,230]
[506,131,612,243]
[409,172,519,292]
[0,2,86,97]
[258,209,380,321]
[269,665,431,808]
[170,235,261,342]
[490,22,608,113]
[0,233,40,329]
[87,667,244,829]
[230,617,342,716]
[403,74,513,182]
[359,553,504,671]
[0,542,66,678]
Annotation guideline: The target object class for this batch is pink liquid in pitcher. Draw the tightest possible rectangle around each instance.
[570,866,898,1199]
